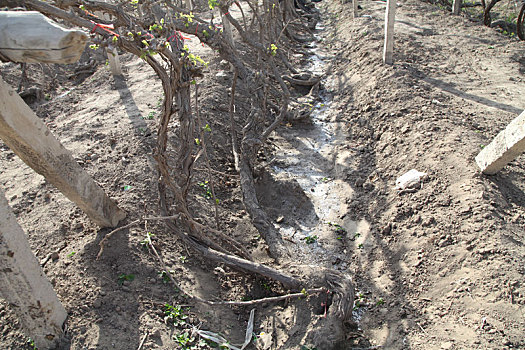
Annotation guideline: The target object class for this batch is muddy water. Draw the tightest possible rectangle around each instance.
[271,23,369,273]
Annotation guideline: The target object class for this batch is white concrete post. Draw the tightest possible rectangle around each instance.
[106,47,123,76]
[475,110,525,174]
[452,0,461,14]
[353,0,359,18]
[383,0,396,65]
[0,188,67,349]
[0,77,126,227]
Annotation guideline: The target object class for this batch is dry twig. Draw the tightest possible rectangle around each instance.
[137,331,148,350]
[96,215,178,260]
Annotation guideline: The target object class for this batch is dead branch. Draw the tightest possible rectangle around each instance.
[283,75,321,86]
[194,83,220,229]
[205,288,326,306]
[229,69,241,172]
[97,215,179,260]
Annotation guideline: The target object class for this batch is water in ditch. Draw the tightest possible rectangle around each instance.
[269,20,370,322]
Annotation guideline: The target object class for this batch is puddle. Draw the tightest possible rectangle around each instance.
[271,20,370,269]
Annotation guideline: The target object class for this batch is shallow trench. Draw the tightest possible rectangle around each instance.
[261,18,371,318]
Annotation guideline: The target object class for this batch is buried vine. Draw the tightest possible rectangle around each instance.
[10,0,355,344]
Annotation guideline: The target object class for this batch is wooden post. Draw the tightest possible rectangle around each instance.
[185,0,194,11]
[0,188,67,349]
[475,110,525,174]
[353,0,359,18]
[221,9,235,49]
[0,11,87,64]
[383,0,396,65]
[106,47,123,76]
[0,77,126,228]
[452,0,461,14]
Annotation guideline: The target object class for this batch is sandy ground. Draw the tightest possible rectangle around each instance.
[1,0,524,349]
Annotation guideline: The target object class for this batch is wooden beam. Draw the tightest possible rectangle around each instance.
[0,11,88,64]
[0,77,126,228]
[475,110,525,174]
[383,0,396,65]
[353,0,359,18]
[0,187,67,349]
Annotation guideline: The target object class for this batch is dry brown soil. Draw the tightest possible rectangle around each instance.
[1,0,524,349]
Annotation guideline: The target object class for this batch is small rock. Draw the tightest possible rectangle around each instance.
[214,266,226,275]
[422,217,434,227]
[276,216,284,223]
[93,299,102,308]
[438,239,450,248]
[459,205,471,215]
[51,252,60,261]
[363,182,374,191]
[215,71,229,81]
[381,222,392,235]
[440,341,453,349]
[395,169,427,190]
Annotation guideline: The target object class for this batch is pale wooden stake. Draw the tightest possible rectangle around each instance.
[0,188,67,349]
[0,77,126,227]
[475,110,525,174]
[106,47,123,76]
[383,0,396,65]
[452,0,462,14]
[221,10,235,49]
[185,0,194,11]
[353,0,359,18]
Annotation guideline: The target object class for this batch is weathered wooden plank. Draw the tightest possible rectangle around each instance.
[0,187,67,349]
[383,0,396,64]
[476,110,525,174]
[0,11,88,64]
[0,77,126,227]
